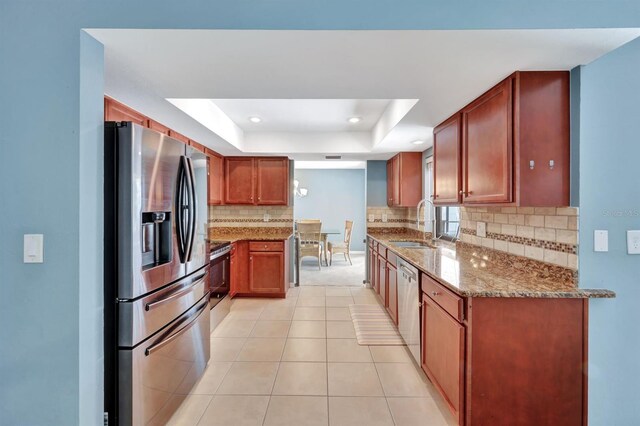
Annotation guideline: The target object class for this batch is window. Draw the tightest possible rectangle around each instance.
[436,206,460,240]
[425,156,460,240]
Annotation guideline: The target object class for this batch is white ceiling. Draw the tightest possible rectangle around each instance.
[89,28,640,160]
[210,99,390,132]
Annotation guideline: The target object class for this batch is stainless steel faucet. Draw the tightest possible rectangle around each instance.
[416,198,436,242]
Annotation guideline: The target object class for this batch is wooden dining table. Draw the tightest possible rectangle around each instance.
[320,229,341,266]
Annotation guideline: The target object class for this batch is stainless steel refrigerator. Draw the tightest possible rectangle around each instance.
[104,122,210,425]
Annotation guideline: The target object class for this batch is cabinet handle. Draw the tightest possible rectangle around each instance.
[431,291,441,297]
[250,256,253,261]
[258,197,261,201]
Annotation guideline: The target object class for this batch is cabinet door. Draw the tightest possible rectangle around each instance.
[229,245,237,297]
[392,156,401,207]
[422,294,464,421]
[249,251,284,294]
[462,78,513,204]
[386,263,398,324]
[256,158,289,205]
[208,151,224,205]
[230,242,249,295]
[148,119,170,135]
[104,98,147,126]
[378,254,387,306]
[225,157,255,204]
[386,160,394,207]
[434,114,462,205]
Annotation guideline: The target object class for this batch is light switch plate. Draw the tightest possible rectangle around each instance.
[476,222,487,238]
[627,230,640,254]
[594,230,608,252]
[382,213,388,223]
[24,234,44,263]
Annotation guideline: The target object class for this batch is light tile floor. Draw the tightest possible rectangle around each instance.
[167,285,456,426]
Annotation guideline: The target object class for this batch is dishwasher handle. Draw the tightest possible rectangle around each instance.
[399,264,417,282]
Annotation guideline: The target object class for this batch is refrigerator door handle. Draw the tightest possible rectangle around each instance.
[184,157,196,262]
[176,156,191,264]
[144,296,209,356]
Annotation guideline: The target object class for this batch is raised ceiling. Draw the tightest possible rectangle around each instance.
[210,99,391,132]
[89,28,640,159]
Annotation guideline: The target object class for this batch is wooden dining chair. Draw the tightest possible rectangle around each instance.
[328,220,353,265]
[296,221,323,270]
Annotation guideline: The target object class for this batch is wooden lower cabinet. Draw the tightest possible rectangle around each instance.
[420,276,589,426]
[230,241,249,296]
[249,251,284,294]
[421,293,465,423]
[377,253,387,306]
[386,263,398,324]
[231,240,288,298]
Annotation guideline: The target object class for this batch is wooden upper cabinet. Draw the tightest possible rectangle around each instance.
[386,161,394,207]
[207,149,224,206]
[224,156,289,205]
[386,152,423,207]
[148,119,170,135]
[256,158,289,205]
[168,130,189,144]
[225,157,255,204]
[515,71,570,206]
[462,77,513,204]
[433,114,462,205]
[104,97,147,126]
[435,71,570,207]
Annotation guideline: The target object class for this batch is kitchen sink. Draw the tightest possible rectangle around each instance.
[389,240,434,249]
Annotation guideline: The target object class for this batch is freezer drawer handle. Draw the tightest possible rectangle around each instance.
[145,272,208,311]
[145,297,208,356]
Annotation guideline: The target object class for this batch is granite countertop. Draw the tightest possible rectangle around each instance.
[367,230,615,299]
[209,227,293,243]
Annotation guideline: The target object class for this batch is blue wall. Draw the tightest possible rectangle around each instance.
[366,161,387,206]
[579,37,640,426]
[2,1,640,424]
[294,169,366,251]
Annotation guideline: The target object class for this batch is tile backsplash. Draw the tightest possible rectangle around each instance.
[460,206,578,269]
[366,206,431,233]
[209,205,293,228]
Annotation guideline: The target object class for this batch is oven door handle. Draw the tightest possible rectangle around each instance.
[210,246,231,261]
[145,272,208,311]
[145,296,208,356]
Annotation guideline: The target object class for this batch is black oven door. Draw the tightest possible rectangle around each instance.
[209,247,230,308]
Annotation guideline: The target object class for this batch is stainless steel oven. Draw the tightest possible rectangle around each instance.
[209,242,231,308]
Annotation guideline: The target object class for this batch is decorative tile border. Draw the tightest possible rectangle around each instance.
[461,228,577,254]
[210,218,293,223]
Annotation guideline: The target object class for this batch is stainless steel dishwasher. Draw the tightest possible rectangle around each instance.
[397,258,420,364]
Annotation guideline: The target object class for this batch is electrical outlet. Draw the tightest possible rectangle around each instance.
[368,214,374,223]
[476,222,487,238]
[263,213,270,222]
[627,230,640,254]
[594,230,608,252]
[382,213,388,223]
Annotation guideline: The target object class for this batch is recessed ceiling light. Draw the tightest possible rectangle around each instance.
[348,117,361,124]
[412,140,425,145]
[249,116,262,123]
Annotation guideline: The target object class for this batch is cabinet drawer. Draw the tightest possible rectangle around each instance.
[422,273,464,322]
[249,241,284,252]
[386,251,397,266]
